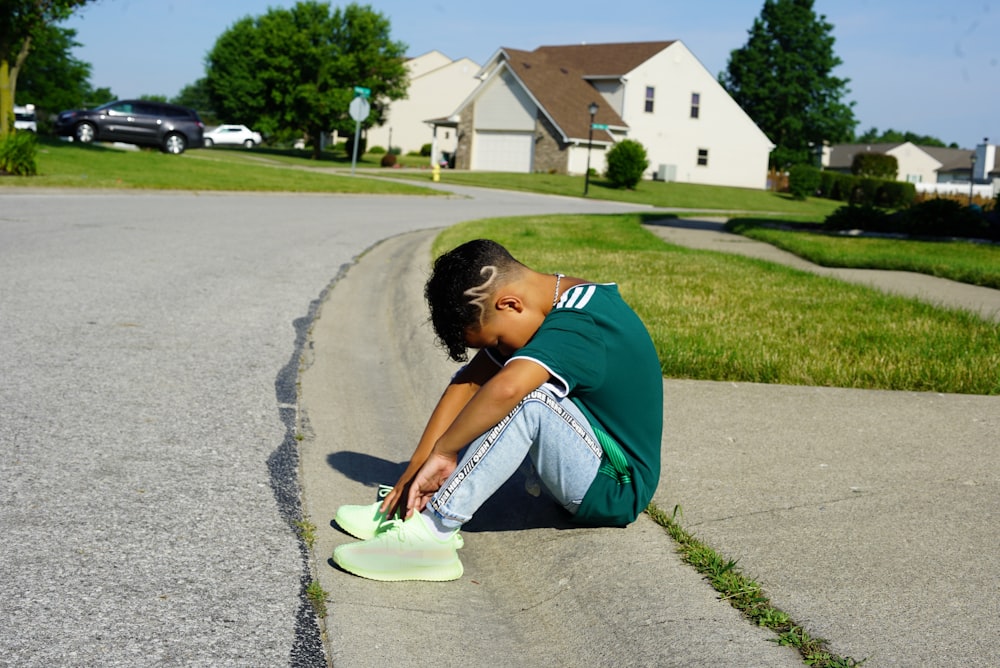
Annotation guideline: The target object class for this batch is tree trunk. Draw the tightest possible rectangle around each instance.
[1,36,32,139]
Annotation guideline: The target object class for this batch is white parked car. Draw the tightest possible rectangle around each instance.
[203,124,262,148]
[14,104,37,132]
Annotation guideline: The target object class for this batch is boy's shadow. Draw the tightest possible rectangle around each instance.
[327,451,575,532]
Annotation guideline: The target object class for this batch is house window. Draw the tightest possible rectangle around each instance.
[690,93,701,119]
[697,149,709,166]
[644,86,655,113]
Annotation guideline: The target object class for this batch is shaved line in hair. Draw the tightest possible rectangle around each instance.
[462,265,499,326]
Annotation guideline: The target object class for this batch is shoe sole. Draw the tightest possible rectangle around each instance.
[332,550,463,582]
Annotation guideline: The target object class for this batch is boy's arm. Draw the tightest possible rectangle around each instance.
[379,349,500,516]
[407,358,550,513]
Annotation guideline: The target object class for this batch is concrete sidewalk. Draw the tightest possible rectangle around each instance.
[298,225,998,667]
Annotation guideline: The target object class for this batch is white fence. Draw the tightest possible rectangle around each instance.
[915,182,997,199]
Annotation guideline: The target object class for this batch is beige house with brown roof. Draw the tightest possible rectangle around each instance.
[365,51,480,157]
[821,140,999,197]
[435,40,773,189]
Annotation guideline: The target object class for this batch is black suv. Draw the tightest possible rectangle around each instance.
[55,100,205,154]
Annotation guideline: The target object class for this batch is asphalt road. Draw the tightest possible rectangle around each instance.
[0,186,642,667]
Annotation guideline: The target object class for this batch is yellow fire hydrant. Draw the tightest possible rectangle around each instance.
[432,162,441,182]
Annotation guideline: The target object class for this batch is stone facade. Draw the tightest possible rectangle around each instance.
[454,104,475,171]
[532,114,568,174]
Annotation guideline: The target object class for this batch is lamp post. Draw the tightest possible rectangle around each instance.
[584,101,598,196]
[969,153,977,207]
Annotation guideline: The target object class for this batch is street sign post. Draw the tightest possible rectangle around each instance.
[348,95,372,175]
[353,86,371,98]
[591,123,609,130]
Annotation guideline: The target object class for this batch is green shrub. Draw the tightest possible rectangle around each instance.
[893,199,993,239]
[420,143,432,157]
[787,164,822,200]
[828,172,854,201]
[368,145,386,154]
[876,181,916,208]
[0,131,38,176]
[852,178,880,206]
[818,171,837,198]
[823,204,889,232]
[851,152,898,180]
[605,139,649,189]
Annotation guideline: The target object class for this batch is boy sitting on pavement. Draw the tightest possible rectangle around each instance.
[332,238,663,581]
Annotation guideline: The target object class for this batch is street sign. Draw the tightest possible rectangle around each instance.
[348,96,371,122]
[353,86,371,97]
[591,123,609,130]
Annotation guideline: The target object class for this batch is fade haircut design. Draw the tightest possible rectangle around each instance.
[424,239,523,362]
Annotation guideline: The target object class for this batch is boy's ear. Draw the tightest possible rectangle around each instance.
[495,294,523,312]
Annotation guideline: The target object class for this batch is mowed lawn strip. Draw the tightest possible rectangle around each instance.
[727,221,1000,290]
[7,140,440,194]
[433,214,999,395]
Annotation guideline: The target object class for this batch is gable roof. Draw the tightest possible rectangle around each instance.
[488,41,675,142]
[827,143,976,172]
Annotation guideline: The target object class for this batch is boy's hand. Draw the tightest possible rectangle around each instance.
[406,451,458,515]
[379,483,409,519]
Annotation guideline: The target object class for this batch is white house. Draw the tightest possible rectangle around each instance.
[365,50,480,159]
[436,40,774,189]
[822,140,1000,197]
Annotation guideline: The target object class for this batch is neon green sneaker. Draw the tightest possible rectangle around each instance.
[332,514,464,582]
[334,484,395,540]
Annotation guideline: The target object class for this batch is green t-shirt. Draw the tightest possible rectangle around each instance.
[511,283,663,526]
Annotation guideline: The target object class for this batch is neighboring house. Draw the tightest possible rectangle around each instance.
[822,140,999,197]
[434,40,773,189]
[365,50,480,160]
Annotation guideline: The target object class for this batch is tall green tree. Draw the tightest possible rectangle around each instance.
[0,0,93,136]
[14,23,90,119]
[720,0,856,168]
[204,1,408,158]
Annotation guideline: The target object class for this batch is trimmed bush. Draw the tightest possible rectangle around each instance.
[851,153,898,180]
[876,180,916,208]
[604,139,649,189]
[368,145,386,154]
[380,152,397,167]
[788,164,822,200]
[851,178,880,206]
[823,204,889,232]
[420,143,432,157]
[0,131,38,176]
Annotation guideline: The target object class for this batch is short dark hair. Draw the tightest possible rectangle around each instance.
[424,239,522,362]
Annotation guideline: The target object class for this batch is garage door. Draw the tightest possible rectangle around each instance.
[472,131,534,172]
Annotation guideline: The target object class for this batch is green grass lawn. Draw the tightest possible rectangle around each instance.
[726,220,1000,289]
[433,214,999,395]
[387,168,844,217]
[3,138,441,194]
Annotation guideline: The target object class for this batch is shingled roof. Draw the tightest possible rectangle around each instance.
[493,41,675,142]
[828,143,977,173]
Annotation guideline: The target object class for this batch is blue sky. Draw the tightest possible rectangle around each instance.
[63,0,998,149]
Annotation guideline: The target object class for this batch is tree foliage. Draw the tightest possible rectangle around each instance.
[0,0,93,136]
[720,0,856,168]
[204,1,408,158]
[14,23,90,120]
[855,127,957,149]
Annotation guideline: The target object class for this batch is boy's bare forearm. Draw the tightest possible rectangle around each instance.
[433,359,549,457]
